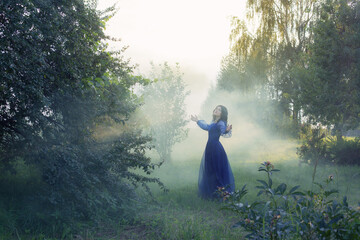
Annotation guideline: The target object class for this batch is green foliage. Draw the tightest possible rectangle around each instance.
[220,162,360,239]
[298,126,360,165]
[0,0,164,236]
[219,0,360,138]
[300,0,360,133]
[325,137,360,165]
[219,0,320,125]
[217,47,268,94]
[140,62,190,162]
[297,126,329,165]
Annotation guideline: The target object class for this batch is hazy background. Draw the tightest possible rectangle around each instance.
[97,0,247,115]
[95,0,295,166]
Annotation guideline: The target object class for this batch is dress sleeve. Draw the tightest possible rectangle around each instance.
[218,121,227,134]
[221,129,232,138]
[197,120,210,131]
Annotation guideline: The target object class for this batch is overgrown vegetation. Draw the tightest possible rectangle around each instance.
[220,162,360,239]
[0,0,164,236]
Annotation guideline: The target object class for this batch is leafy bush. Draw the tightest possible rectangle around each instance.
[220,162,360,239]
[297,127,328,164]
[297,126,360,166]
[325,137,360,165]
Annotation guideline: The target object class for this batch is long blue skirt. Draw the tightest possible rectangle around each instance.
[198,140,235,199]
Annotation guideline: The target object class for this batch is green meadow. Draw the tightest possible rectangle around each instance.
[2,138,359,239]
[110,139,360,240]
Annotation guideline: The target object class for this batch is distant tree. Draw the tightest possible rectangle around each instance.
[141,62,190,162]
[300,0,360,138]
[217,51,268,95]
[223,0,320,123]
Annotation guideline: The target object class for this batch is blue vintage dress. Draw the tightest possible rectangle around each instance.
[197,120,235,199]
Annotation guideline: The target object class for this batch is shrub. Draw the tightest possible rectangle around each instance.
[220,162,360,239]
[297,127,328,164]
[298,126,360,166]
[325,137,360,165]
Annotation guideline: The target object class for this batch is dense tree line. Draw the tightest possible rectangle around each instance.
[0,0,164,235]
[217,0,360,138]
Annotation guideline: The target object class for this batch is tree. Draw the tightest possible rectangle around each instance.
[300,0,360,138]
[222,0,320,124]
[141,62,190,162]
[0,0,164,233]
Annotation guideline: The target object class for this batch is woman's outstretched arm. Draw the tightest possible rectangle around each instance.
[197,120,210,131]
[191,115,210,131]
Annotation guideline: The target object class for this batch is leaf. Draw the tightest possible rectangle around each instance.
[342,196,348,206]
[324,189,339,197]
[268,188,275,195]
[257,190,264,196]
[289,185,301,194]
[313,182,323,189]
[276,183,287,195]
[292,191,305,196]
[257,180,269,188]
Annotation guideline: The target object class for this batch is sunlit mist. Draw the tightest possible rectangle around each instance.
[97,0,247,114]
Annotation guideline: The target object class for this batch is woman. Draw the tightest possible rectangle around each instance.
[191,105,235,199]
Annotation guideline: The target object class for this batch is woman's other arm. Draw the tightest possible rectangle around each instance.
[222,124,232,138]
[218,121,227,134]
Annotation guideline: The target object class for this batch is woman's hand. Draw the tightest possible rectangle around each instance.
[226,124,232,132]
[190,115,199,122]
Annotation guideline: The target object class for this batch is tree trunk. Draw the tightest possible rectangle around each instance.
[334,124,343,143]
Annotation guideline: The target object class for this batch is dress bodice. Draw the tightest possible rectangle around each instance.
[207,123,222,142]
[196,120,228,142]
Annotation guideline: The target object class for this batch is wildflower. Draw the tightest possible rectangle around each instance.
[264,161,274,169]
[245,218,251,224]
[236,203,244,208]
[222,191,230,201]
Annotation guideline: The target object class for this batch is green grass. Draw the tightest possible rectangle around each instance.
[3,139,360,239]
[107,139,360,240]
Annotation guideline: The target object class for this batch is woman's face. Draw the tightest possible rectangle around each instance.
[213,106,222,118]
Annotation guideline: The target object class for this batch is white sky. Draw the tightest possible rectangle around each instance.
[97,0,247,114]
